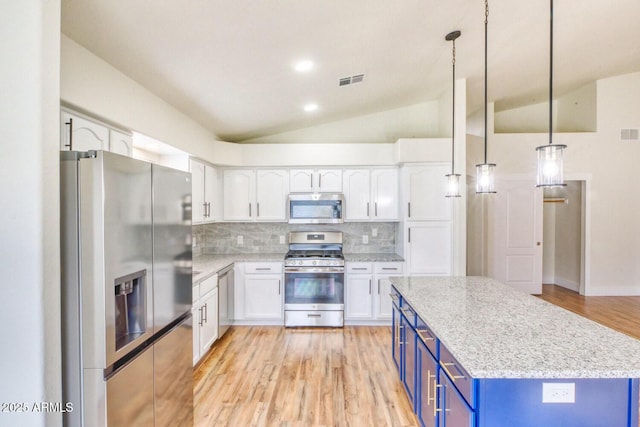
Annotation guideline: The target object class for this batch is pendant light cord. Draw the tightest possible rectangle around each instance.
[483,0,489,164]
[549,0,553,145]
[451,37,456,174]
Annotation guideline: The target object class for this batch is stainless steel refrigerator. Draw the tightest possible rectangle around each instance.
[60,150,193,427]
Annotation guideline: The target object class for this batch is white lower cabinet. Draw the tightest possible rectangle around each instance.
[373,262,404,319]
[234,262,283,323]
[192,275,218,365]
[345,262,403,323]
[345,263,374,320]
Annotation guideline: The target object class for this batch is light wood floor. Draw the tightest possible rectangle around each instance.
[194,285,640,426]
[537,284,640,340]
[194,326,418,427]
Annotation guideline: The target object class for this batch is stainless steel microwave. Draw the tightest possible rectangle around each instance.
[288,193,344,224]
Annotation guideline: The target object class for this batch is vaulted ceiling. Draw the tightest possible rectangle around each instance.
[61,1,640,142]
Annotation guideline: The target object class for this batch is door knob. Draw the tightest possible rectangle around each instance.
[536,242,541,246]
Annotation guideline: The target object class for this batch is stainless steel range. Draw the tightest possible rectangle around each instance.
[284,231,345,327]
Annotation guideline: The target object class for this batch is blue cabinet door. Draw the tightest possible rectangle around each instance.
[392,302,401,375]
[401,312,417,409]
[417,340,438,427]
[440,370,474,427]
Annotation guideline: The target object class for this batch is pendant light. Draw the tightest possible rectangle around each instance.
[536,0,567,187]
[445,30,462,198]
[476,0,496,194]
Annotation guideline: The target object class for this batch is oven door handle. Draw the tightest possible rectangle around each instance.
[285,267,345,273]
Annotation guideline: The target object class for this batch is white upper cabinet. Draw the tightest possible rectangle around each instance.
[190,159,218,223]
[223,169,288,222]
[255,170,288,221]
[109,129,133,156]
[61,111,109,151]
[289,168,342,193]
[404,164,451,221]
[343,169,371,221]
[344,167,399,221]
[371,168,399,220]
[223,169,256,221]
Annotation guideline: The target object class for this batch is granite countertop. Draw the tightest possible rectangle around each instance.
[390,276,640,379]
[344,253,404,262]
[193,253,285,283]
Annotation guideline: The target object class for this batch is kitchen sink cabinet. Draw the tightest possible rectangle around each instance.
[223,169,287,221]
[191,159,218,223]
[289,168,342,193]
[343,168,399,221]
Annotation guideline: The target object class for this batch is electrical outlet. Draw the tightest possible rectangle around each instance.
[237,235,243,245]
[542,382,575,403]
[362,235,369,244]
[371,228,378,237]
[279,235,285,244]
[192,236,197,247]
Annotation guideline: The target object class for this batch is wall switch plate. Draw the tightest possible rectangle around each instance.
[279,235,285,244]
[371,228,378,237]
[237,235,243,245]
[542,382,575,403]
[362,235,369,244]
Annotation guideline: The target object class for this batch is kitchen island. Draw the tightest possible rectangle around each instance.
[390,276,640,427]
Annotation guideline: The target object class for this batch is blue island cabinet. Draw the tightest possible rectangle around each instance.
[391,285,639,427]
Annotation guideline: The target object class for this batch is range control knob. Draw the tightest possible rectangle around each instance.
[312,260,317,265]
[298,261,303,266]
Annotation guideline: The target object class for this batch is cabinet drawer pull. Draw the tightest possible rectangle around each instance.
[382,267,398,271]
[307,313,321,318]
[440,361,466,381]
[408,202,411,218]
[375,202,378,217]
[249,203,252,217]
[434,381,443,416]
[369,279,372,295]
[366,202,370,216]
[255,268,271,271]
[257,202,260,217]
[400,307,414,317]
[417,328,435,342]
[389,293,399,301]
[352,267,368,271]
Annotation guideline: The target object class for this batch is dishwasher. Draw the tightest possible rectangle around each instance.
[217,265,234,338]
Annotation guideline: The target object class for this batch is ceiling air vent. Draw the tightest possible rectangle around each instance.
[339,74,365,87]
[620,128,639,141]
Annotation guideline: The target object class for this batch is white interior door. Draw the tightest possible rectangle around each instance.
[491,178,543,294]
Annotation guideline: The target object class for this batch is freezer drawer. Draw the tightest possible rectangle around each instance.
[154,315,194,427]
[106,346,154,426]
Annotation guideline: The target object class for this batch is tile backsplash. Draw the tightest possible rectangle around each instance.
[193,222,399,255]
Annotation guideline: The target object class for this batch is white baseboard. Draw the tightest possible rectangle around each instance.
[585,286,640,296]
[555,276,580,292]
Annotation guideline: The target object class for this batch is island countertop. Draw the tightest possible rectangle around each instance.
[390,276,640,379]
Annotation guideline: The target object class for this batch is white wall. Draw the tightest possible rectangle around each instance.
[0,2,61,427]
[468,72,640,295]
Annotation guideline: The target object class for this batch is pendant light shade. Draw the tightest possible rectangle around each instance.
[476,0,496,194]
[536,144,566,187]
[536,0,567,188]
[476,163,496,193]
[445,30,461,198]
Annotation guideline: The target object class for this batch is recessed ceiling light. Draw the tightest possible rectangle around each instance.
[304,103,318,112]
[294,60,314,73]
